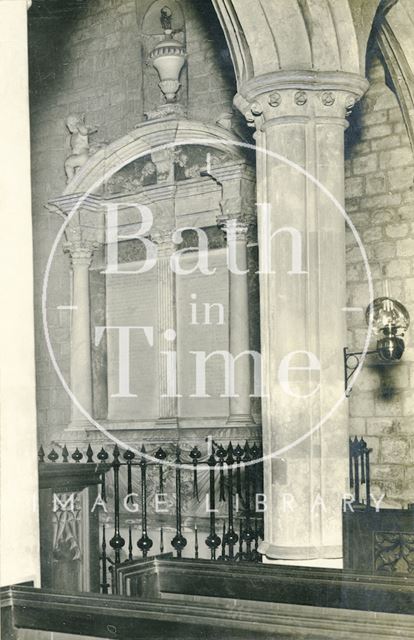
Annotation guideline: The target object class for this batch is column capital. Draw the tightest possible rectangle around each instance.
[217,217,249,241]
[151,229,175,256]
[64,239,98,267]
[47,194,105,251]
[234,70,369,130]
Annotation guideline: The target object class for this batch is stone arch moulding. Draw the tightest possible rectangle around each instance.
[63,119,245,196]
[210,0,382,92]
[376,0,414,153]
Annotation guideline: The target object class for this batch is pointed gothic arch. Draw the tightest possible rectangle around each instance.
[210,0,382,92]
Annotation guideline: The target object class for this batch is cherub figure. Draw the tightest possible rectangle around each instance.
[64,114,97,183]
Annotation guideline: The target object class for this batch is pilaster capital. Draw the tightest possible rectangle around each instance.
[64,239,98,267]
[235,71,369,131]
[218,217,249,242]
[151,230,175,257]
[47,194,105,251]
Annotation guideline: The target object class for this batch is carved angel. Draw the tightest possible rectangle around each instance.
[64,114,98,184]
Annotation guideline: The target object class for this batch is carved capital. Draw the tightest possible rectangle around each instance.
[218,217,249,242]
[64,239,98,267]
[151,230,175,257]
[234,71,369,130]
[47,194,105,252]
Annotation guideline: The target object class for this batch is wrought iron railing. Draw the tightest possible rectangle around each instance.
[38,441,264,594]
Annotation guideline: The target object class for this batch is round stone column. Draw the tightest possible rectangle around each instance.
[66,241,95,429]
[238,73,368,565]
[221,218,254,426]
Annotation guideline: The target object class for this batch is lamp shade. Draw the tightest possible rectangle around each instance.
[365,297,410,362]
[365,297,410,336]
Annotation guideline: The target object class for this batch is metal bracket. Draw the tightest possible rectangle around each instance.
[344,347,378,397]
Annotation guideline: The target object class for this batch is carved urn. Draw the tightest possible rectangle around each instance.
[149,6,186,103]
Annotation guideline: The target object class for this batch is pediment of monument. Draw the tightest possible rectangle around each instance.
[63,118,252,198]
[104,144,236,198]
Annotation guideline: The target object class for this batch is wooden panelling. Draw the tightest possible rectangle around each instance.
[2,584,414,640]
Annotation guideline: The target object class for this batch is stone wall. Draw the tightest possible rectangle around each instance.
[345,54,414,506]
[28,0,236,445]
[29,4,414,503]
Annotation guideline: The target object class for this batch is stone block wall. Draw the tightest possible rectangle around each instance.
[184,2,235,123]
[29,0,236,445]
[29,3,414,505]
[345,54,414,506]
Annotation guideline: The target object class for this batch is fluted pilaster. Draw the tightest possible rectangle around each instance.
[65,240,97,429]
[219,218,254,426]
[153,232,178,426]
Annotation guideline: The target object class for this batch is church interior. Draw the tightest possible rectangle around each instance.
[1,0,414,638]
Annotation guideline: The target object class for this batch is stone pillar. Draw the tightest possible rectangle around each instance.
[221,218,254,426]
[65,241,96,429]
[47,195,103,431]
[154,232,178,426]
[238,73,367,565]
[0,0,41,587]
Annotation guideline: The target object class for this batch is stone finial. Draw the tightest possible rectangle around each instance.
[160,6,173,31]
[149,6,186,105]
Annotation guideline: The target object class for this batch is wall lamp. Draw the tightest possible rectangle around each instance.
[344,296,410,397]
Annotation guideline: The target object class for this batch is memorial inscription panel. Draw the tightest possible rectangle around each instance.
[177,250,229,419]
[106,266,158,421]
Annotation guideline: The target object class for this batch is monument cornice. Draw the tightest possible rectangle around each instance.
[142,182,177,202]
[47,193,103,218]
[203,161,256,184]
[47,195,105,249]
